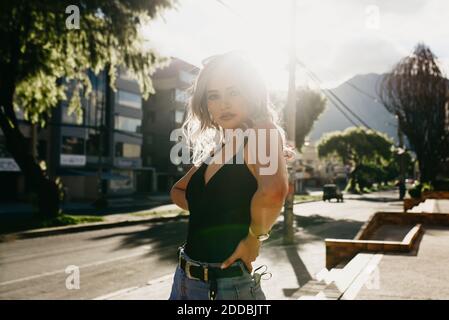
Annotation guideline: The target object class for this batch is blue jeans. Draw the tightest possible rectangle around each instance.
[168,247,267,300]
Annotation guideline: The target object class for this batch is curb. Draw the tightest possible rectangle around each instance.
[293,199,321,205]
[1,214,189,241]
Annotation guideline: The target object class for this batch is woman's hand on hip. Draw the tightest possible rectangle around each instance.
[220,235,260,272]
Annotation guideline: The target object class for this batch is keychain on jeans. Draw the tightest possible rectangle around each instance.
[252,264,272,285]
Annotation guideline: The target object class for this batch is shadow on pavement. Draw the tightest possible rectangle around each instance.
[295,214,365,240]
[350,197,400,203]
[282,245,313,297]
[89,219,189,264]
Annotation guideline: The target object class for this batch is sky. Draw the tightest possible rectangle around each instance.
[143,0,449,90]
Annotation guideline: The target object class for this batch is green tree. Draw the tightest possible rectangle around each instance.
[0,1,174,218]
[378,43,449,184]
[384,149,413,183]
[278,87,326,151]
[317,127,394,193]
[294,87,326,151]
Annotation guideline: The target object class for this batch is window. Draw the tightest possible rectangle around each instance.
[175,110,184,124]
[86,72,106,127]
[148,111,156,123]
[15,108,25,120]
[115,142,141,158]
[119,68,137,81]
[38,140,47,160]
[115,115,141,133]
[116,90,142,109]
[109,170,134,192]
[62,104,84,125]
[86,129,107,156]
[179,70,195,84]
[62,136,85,155]
[175,89,188,103]
[86,94,105,127]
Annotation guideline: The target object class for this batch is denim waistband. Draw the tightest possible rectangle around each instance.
[178,245,249,274]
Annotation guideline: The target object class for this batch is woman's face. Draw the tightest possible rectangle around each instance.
[206,66,250,130]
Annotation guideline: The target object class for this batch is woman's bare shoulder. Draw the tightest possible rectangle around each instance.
[172,164,202,191]
[251,119,278,130]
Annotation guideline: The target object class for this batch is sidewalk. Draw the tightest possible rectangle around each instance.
[408,199,449,214]
[0,193,172,216]
[0,203,186,239]
[353,226,449,299]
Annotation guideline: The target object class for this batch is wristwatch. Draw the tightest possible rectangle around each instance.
[249,226,270,241]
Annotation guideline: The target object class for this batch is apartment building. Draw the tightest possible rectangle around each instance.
[142,58,199,192]
[1,57,201,201]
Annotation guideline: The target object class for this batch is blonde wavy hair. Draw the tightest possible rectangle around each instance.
[181,51,292,167]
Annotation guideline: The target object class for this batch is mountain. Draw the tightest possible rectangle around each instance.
[308,73,400,144]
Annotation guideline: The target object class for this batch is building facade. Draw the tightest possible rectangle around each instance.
[0,58,199,203]
[142,58,199,193]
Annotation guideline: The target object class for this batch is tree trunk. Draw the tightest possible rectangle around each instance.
[349,167,359,193]
[0,94,60,219]
[417,150,439,185]
[0,7,60,219]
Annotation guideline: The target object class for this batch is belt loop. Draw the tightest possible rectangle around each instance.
[204,266,209,282]
[177,245,183,266]
[208,277,217,300]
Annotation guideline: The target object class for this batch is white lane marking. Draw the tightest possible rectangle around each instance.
[93,274,174,300]
[0,247,153,287]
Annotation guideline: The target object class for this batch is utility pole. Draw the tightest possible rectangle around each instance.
[397,114,406,200]
[30,123,38,159]
[283,0,297,245]
[93,72,108,209]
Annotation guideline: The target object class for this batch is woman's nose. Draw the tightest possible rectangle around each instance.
[221,97,232,109]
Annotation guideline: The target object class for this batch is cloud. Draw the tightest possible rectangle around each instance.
[314,35,408,86]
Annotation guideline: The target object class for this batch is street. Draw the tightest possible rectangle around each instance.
[0,190,401,299]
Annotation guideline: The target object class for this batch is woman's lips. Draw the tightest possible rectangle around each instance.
[220,113,236,120]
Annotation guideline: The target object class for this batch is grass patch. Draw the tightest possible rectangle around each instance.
[294,195,321,203]
[130,209,188,218]
[0,214,104,235]
[295,214,335,227]
[39,214,104,228]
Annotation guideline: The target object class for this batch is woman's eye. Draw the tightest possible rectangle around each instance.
[208,94,219,100]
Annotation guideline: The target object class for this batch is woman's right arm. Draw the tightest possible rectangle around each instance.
[170,165,200,211]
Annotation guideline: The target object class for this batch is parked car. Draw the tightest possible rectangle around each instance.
[322,184,344,202]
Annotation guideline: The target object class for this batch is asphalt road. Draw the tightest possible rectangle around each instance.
[0,190,401,299]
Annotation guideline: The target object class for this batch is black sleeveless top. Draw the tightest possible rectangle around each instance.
[184,137,258,263]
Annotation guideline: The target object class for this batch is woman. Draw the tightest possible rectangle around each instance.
[168,51,291,300]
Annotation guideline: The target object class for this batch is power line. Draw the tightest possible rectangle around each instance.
[302,69,361,127]
[345,80,382,104]
[297,65,360,127]
[296,58,374,130]
[215,0,242,17]
[325,88,373,129]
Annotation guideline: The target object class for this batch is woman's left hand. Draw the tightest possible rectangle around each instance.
[220,235,260,273]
